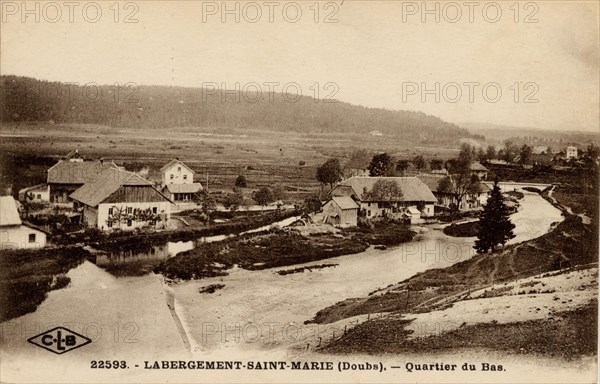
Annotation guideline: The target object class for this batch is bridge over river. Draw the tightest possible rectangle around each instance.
[483,181,554,193]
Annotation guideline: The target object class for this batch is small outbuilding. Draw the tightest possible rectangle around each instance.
[0,196,48,249]
[18,184,50,202]
[322,196,359,228]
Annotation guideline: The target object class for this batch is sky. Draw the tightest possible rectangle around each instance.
[1,0,599,132]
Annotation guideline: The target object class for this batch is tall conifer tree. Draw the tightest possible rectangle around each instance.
[474,178,516,253]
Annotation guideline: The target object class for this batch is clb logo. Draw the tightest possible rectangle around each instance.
[27,327,91,354]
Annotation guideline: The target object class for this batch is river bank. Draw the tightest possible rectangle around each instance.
[312,191,596,358]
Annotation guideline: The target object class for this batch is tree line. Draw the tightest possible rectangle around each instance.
[1,75,482,143]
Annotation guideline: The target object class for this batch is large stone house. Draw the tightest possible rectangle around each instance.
[330,177,436,223]
[70,168,172,231]
[322,196,359,227]
[160,159,203,201]
[418,174,491,211]
[0,196,48,249]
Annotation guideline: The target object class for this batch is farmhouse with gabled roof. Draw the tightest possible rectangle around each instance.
[70,167,172,231]
[330,176,436,223]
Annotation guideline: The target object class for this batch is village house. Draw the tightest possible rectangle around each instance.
[566,146,578,160]
[47,159,119,204]
[18,184,50,202]
[418,174,491,211]
[160,159,203,201]
[330,177,436,224]
[0,196,48,249]
[469,161,489,180]
[63,149,84,162]
[70,167,172,231]
[322,196,359,227]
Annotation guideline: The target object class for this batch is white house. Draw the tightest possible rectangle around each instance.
[70,168,172,231]
[0,196,48,249]
[330,177,436,224]
[160,159,203,201]
[322,196,359,227]
[566,146,578,160]
[161,159,195,185]
[18,184,50,202]
[418,174,491,211]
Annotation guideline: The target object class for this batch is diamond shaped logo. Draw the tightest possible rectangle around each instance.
[27,327,91,354]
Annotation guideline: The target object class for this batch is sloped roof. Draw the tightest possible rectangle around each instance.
[70,168,156,207]
[0,196,22,226]
[160,159,195,174]
[163,183,203,194]
[63,149,83,160]
[47,161,117,184]
[331,196,359,210]
[469,161,488,171]
[333,177,436,203]
[416,174,446,193]
[417,175,491,194]
[18,183,47,194]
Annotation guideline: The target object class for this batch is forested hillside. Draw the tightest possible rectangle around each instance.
[1,76,482,144]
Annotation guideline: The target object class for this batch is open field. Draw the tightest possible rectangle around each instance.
[0,123,462,198]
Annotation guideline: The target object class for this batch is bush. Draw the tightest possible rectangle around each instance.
[235,175,247,188]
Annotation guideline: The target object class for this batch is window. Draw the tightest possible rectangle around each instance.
[28,233,36,243]
[183,174,187,180]
[107,221,112,228]
[108,207,113,215]
[36,194,41,199]
[170,174,174,179]
[127,207,132,214]
[152,207,157,214]
[177,167,181,172]
[127,220,132,227]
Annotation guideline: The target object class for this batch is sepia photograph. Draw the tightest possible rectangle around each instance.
[0,1,598,383]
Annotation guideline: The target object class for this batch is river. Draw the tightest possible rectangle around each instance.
[2,192,580,383]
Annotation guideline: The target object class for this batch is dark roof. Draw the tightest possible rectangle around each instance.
[332,177,436,203]
[47,161,117,184]
[160,159,195,174]
[163,183,203,194]
[70,168,161,207]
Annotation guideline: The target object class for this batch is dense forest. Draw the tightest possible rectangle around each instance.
[1,75,482,144]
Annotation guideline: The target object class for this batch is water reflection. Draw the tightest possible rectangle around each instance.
[91,216,301,277]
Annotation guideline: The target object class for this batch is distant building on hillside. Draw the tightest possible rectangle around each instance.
[566,146,578,160]
[160,159,203,201]
[70,167,172,231]
[330,176,436,224]
[322,196,359,227]
[0,196,48,249]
